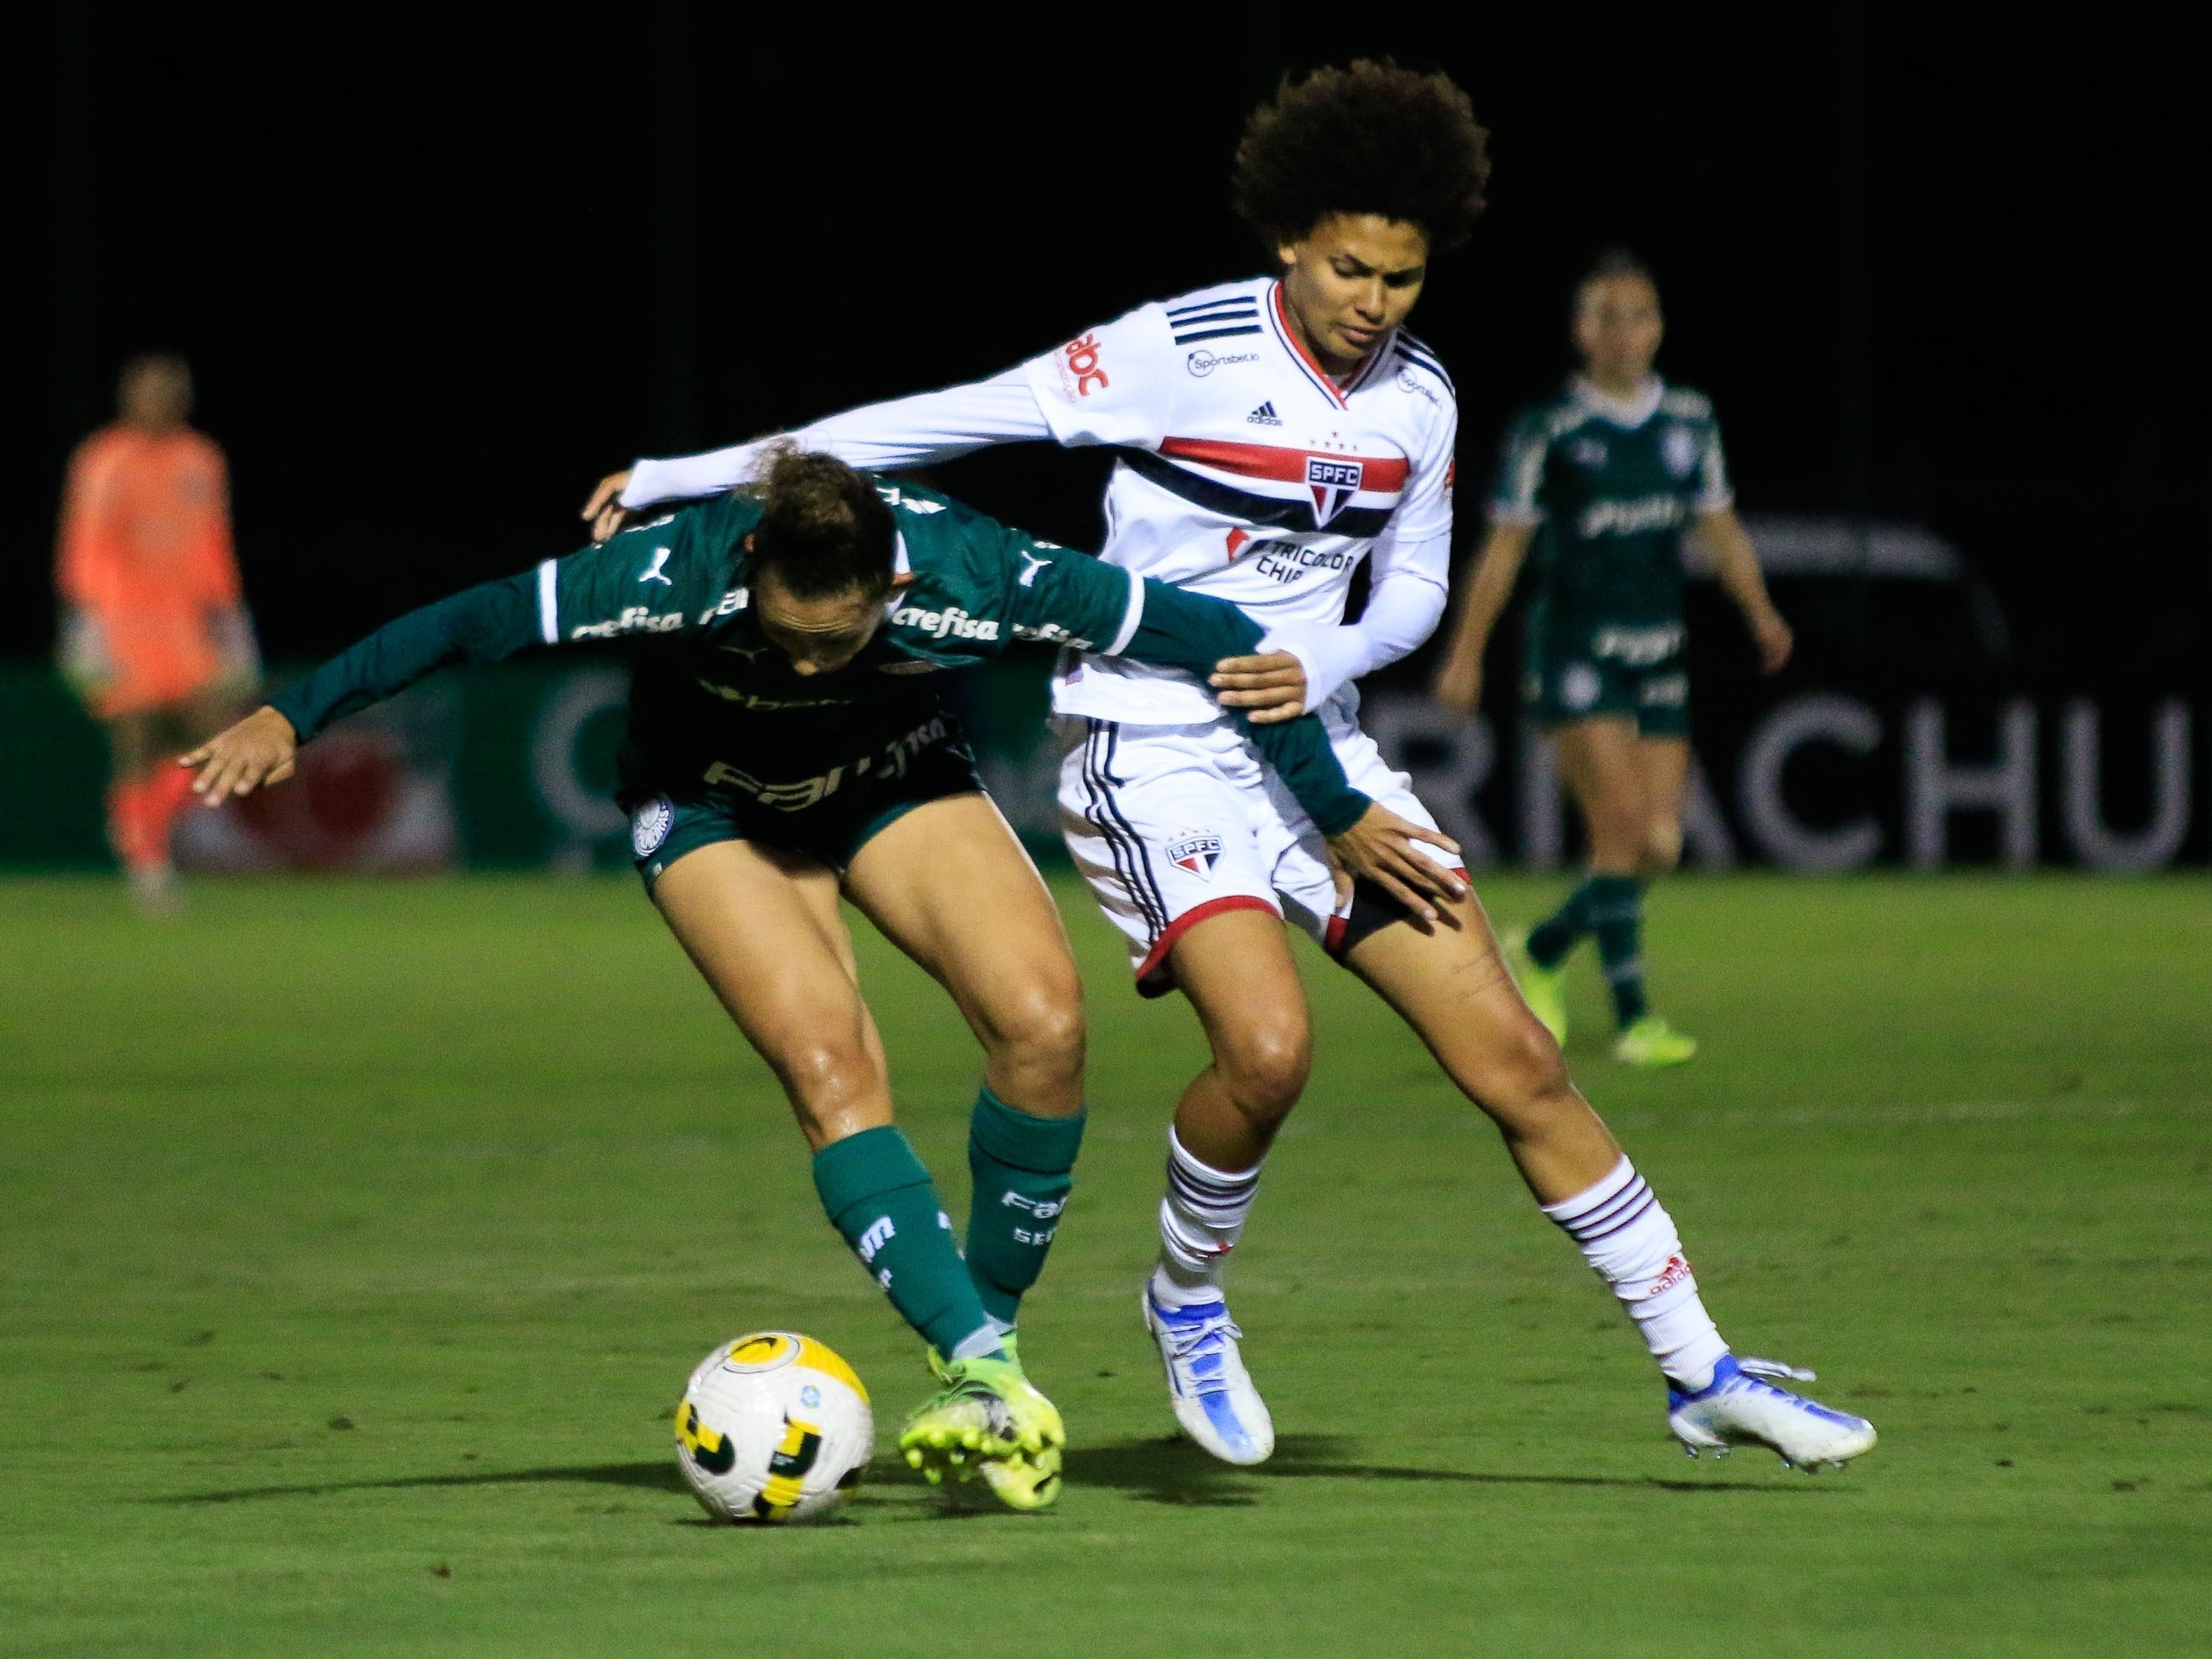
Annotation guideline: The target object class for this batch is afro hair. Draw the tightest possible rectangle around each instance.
[1231,60,1491,251]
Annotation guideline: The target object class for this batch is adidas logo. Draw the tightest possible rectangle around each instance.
[1245,401,1282,425]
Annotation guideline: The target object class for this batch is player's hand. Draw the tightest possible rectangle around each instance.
[1325,803,1464,924]
[1751,609,1794,675]
[180,705,298,807]
[582,470,637,542]
[1209,650,1309,724]
[1430,649,1483,713]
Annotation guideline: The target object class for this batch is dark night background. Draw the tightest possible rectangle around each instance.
[11,2,2207,699]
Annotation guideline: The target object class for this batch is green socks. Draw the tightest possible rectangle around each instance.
[1528,877,1596,969]
[812,1125,1000,1362]
[1587,874,1648,1028]
[964,1087,1086,1329]
[1529,874,1649,1028]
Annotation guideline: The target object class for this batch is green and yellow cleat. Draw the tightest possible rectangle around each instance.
[1504,930,1568,1044]
[899,1349,1066,1511]
[1613,1014,1698,1068]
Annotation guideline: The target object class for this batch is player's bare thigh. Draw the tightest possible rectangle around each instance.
[1551,716,1649,874]
[651,838,893,1151]
[1160,906,1313,1169]
[1343,893,1620,1203]
[842,793,1086,1118]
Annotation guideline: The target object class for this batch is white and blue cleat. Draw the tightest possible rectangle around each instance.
[1142,1284,1275,1466]
[1668,1354,1878,1471]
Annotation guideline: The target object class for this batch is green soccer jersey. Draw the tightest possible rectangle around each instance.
[269,478,1370,833]
[1491,376,1734,657]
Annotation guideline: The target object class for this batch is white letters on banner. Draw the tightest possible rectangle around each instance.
[2061,699,2191,870]
[1905,699,2038,868]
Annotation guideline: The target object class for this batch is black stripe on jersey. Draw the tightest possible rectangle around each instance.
[1173,324,1266,344]
[1081,719,1169,939]
[1393,337,1455,394]
[1166,296,1259,318]
[1116,447,1395,539]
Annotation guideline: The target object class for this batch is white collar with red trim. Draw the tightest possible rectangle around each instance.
[1265,281,1395,409]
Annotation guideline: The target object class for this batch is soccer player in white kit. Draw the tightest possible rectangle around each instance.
[590,63,1876,1475]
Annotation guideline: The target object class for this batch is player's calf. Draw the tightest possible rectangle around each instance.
[964,1087,1086,1336]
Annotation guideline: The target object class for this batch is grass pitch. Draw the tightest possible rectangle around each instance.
[1,871,2206,1657]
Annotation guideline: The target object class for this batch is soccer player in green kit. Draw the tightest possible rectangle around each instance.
[181,447,1447,1510]
[1433,251,1793,1065]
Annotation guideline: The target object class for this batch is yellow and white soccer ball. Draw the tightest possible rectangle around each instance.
[674,1332,874,1524]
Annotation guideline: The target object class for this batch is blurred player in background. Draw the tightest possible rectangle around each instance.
[591,70,1874,1476]
[1432,253,1792,1066]
[56,354,258,904]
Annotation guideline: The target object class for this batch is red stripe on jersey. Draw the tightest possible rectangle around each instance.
[1158,436,1411,493]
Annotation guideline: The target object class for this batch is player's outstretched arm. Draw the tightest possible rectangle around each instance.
[182,507,728,803]
[596,371,1056,534]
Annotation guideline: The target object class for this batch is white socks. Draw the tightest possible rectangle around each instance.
[1543,1156,1729,1391]
[1153,1128,1261,1308]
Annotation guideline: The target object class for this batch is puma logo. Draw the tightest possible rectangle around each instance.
[639,546,673,585]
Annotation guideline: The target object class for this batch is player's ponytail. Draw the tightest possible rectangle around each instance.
[748,442,898,600]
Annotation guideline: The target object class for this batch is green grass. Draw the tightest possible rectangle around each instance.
[1,871,2207,1657]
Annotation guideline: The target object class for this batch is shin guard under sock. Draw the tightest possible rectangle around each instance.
[1587,875,1648,1027]
[1528,877,1598,969]
[1543,1156,1728,1390]
[964,1087,1085,1330]
[1154,1128,1262,1305]
[812,1125,1000,1362]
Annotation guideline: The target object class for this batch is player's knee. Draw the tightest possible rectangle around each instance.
[1641,817,1683,875]
[1218,1016,1312,1124]
[988,984,1087,1083]
[775,1039,884,1122]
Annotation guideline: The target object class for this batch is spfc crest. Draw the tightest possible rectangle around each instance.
[1167,832,1223,876]
[1304,456,1364,527]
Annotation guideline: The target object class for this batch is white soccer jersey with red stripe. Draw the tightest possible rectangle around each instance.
[1021,276,1458,724]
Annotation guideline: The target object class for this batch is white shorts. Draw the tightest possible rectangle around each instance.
[1056,704,1463,995]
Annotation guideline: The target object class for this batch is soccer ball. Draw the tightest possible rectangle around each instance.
[674,1332,874,1524]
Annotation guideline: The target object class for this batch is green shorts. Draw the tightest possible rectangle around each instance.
[625,714,983,891]
[1524,624,1690,739]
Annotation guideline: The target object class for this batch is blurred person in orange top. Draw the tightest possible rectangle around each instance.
[56,354,259,901]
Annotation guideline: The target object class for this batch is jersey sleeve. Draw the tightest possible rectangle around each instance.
[1001,538,1146,655]
[1488,411,1552,527]
[1017,302,1181,450]
[1692,417,1735,514]
[542,501,736,643]
[620,371,1054,509]
[1389,397,1459,546]
[268,500,742,742]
